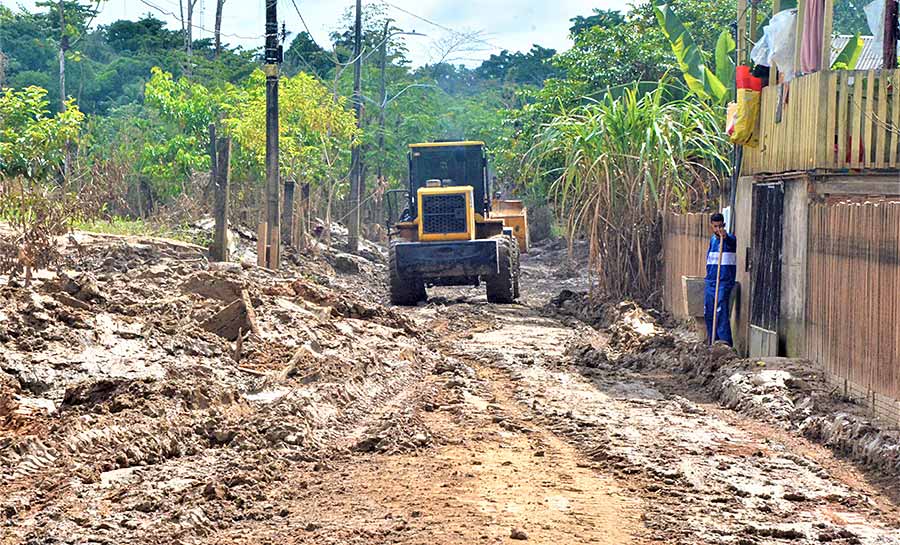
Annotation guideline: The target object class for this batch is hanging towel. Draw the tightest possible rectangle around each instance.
[801,0,825,73]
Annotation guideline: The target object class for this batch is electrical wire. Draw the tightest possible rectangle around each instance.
[136,0,264,39]
[382,1,505,51]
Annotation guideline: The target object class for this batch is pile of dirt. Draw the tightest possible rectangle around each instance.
[0,228,446,543]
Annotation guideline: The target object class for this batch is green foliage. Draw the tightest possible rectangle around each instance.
[524,83,728,300]
[71,215,203,244]
[284,32,333,79]
[654,3,729,103]
[714,30,736,99]
[224,69,360,186]
[140,67,219,198]
[831,34,864,70]
[0,86,84,180]
[475,46,561,86]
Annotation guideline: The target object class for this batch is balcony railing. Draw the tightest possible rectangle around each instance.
[743,69,900,175]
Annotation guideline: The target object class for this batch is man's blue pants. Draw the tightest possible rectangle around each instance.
[704,282,733,346]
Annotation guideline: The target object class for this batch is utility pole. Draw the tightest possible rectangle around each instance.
[376,20,389,198]
[347,0,363,253]
[263,0,282,269]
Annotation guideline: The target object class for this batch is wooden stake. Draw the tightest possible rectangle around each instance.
[210,136,231,262]
[282,179,295,247]
[257,218,267,267]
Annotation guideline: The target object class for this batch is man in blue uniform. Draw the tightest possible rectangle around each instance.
[704,213,737,346]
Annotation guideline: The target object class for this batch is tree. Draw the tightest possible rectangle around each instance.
[0,86,84,180]
[568,9,625,36]
[180,0,200,73]
[283,31,332,79]
[34,0,101,111]
[476,45,561,87]
[105,15,181,53]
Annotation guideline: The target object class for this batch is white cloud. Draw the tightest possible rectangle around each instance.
[2,0,632,66]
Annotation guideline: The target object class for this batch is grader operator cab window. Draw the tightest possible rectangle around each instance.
[408,144,489,218]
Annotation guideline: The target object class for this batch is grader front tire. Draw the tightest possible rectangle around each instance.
[486,237,515,304]
[389,245,426,306]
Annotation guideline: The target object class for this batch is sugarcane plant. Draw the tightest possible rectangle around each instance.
[525,83,729,302]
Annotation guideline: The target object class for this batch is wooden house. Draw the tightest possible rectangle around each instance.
[729,0,900,421]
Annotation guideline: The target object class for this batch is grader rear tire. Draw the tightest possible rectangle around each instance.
[486,237,515,304]
[389,245,426,306]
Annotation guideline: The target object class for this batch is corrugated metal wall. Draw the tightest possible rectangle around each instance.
[663,213,711,318]
[806,200,900,416]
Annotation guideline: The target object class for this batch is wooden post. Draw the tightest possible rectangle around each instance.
[884,0,899,69]
[737,0,748,65]
[264,0,281,269]
[298,183,310,251]
[282,179,295,246]
[772,0,782,83]
[257,214,267,267]
[820,0,834,71]
[208,123,218,203]
[210,137,231,262]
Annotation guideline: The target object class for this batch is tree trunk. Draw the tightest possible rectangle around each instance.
[884,0,899,69]
[376,21,389,225]
[58,0,66,112]
[215,0,226,58]
[183,0,199,75]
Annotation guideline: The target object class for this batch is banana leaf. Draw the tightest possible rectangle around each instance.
[654,3,729,104]
[714,30,736,101]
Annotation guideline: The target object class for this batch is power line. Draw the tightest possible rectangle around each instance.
[136,0,264,40]
[382,2,505,51]
[288,0,318,45]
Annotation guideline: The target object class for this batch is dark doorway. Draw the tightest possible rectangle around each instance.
[749,182,784,355]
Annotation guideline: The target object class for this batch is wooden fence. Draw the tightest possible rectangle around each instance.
[806,200,900,417]
[744,69,900,175]
[662,212,711,318]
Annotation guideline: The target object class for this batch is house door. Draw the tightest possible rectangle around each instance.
[749,182,784,356]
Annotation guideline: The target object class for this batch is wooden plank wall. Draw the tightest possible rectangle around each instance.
[744,70,900,175]
[662,213,711,318]
[806,200,900,418]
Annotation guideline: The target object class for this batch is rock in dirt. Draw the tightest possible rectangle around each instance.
[58,273,106,303]
[333,253,360,274]
[510,527,528,540]
[181,271,245,302]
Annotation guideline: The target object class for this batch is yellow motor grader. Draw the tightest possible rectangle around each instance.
[385,141,528,305]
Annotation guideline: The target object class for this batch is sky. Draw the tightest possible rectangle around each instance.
[1,0,631,66]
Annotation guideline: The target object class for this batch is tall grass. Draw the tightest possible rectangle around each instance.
[526,84,729,303]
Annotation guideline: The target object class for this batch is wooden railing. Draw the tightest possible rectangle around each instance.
[743,70,900,175]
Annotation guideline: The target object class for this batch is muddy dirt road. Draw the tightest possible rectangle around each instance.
[2,234,899,544]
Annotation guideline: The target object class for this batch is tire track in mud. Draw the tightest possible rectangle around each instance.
[415,269,900,545]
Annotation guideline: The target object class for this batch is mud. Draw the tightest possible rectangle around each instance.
[1,231,898,544]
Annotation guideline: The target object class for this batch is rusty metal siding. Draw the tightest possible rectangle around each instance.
[663,212,711,319]
[806,200,900,412]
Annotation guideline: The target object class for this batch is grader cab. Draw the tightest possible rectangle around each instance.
[385,141,528,305]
